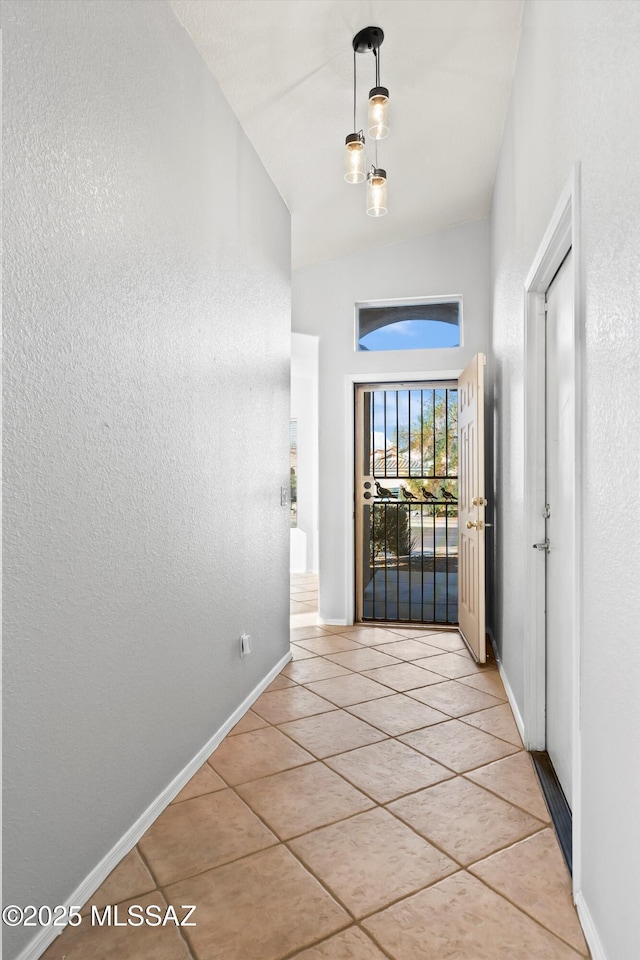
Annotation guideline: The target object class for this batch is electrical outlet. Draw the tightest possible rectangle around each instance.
[240,633,252,658]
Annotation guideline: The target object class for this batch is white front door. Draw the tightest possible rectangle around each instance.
[458,353,487,663]
[545,250,575,807]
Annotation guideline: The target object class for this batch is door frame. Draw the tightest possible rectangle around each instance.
[344,369,463,627]
[523,164,583,891]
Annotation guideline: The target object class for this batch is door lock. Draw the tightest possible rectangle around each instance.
[532,539,550,552]
[472,497,488,506]
[466,520,484,530]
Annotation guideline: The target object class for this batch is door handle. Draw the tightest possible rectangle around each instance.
[532,539,550,552]
[466,520,485,530]
[472,497,488,506]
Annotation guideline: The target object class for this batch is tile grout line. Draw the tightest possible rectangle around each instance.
[233,687,547,885]
[273,717,391,759]
[291,675,516,767]
[274,654,541,786]
[287,593,588,955]
[204,734,371,938]
[197,703,469,948]
[145,710,558,943]
[291,646,507,693]
[278,671,529,789]
[89,595,581,960]
[285,664,570,922]
[134,842,200,960]
[281,829,468,942]
[279,923,399,960]
[456,714,524,748]
[458,769,552,823]
[466,860,591,956]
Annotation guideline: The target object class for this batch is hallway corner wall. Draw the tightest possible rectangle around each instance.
[291,333,319,573]
[2,2,291,957]
[490,2,640,957]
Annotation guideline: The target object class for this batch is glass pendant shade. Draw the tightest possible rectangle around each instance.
[367,168,387,217]
[344,133,365,183]
[368,86,389,140]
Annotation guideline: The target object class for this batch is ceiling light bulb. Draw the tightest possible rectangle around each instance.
[344,133,365,183]
[367,168,387,217]
[368,86,389,140]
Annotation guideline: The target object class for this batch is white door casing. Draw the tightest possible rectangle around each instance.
[458,353,487,663]
[523,163,582,895]
[545,249,575,807]
[344,369,463,627]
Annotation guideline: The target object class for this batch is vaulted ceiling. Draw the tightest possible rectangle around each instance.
[171,0,524,270]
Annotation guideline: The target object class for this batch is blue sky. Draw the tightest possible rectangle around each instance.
[359,319,460,351]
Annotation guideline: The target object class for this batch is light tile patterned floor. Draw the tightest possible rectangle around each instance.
[43,574,589,959]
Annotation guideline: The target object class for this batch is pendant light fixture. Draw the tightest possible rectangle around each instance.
[344,134,365,184]
[344,26,390,216]
[367,166,388,217]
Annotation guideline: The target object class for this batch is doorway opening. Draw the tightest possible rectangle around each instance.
[355,382,459,625]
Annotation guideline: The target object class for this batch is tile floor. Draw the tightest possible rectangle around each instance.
[43,574,589,960]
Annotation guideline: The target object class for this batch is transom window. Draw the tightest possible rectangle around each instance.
[356,297,462,352]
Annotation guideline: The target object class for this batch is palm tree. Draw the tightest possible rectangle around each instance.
[393,389,458,514]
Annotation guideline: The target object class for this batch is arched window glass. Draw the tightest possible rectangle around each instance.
[356,298,462,352]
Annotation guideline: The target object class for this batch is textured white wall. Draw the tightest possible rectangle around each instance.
[292,219,490,623]
[291,333,319,573]
[2,2,291,957]
[491,2,640,956]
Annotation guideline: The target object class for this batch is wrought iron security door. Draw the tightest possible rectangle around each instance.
[355,383,459,624]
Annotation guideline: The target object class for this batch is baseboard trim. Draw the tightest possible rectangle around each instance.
[574,892,608,960]
[320,619,348,626]
[15,650,292,960]
[488,630,526,744]
[490,634,606,958]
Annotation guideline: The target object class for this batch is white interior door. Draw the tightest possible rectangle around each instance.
[458,353,486,662]
[545,249,574,807]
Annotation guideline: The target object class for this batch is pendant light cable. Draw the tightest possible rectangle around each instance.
[353,48,357,133]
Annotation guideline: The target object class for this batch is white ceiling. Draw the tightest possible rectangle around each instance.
[171,0,524,270]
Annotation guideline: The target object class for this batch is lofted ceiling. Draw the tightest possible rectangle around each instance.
[170,0,524,270]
